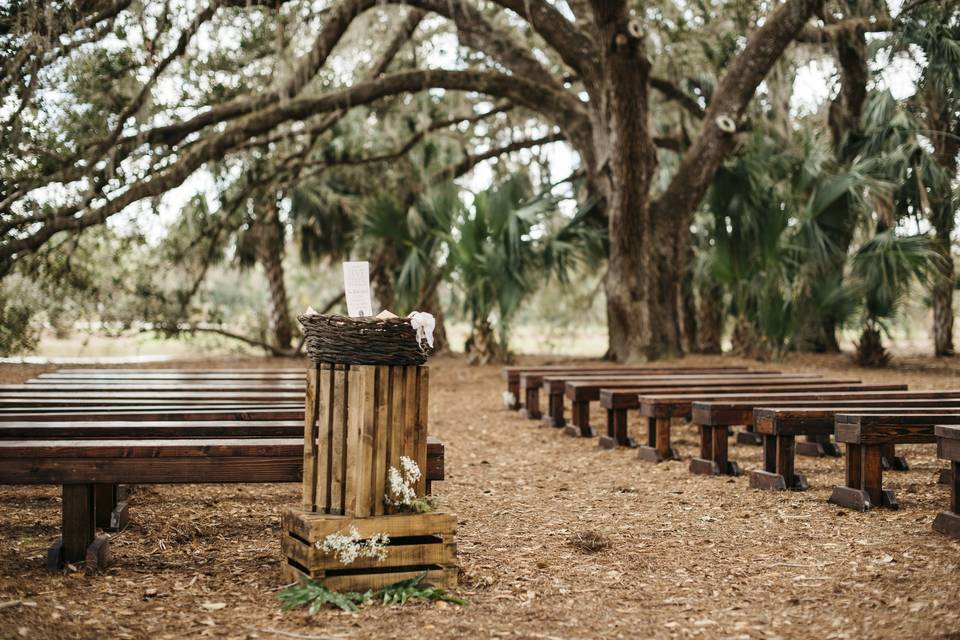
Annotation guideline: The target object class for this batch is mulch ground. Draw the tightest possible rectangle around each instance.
[1,353,959,639]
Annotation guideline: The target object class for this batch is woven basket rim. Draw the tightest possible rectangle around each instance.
[298,313,412,325]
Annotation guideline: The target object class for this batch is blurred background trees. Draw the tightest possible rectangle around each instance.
[0,0,957,365]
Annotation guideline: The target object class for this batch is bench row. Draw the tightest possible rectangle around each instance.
[502,364,960,539]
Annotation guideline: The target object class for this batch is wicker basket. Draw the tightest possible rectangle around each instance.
[298,314,431,365]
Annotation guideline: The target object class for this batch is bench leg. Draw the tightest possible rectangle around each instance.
[638,418,678,462]
[690,425,719,475]
[94,484,129,531]
[49,484,111,572]
[939,467,954,485]
[520,386,541,420]
[542,392,566,428]
[700,425,713,461]
[690,424,739,476]
[713,425,740,476]
[880,444,909,471]
[933,461,960,538]
[563,401,594,437]
[751,434,786,490]
[776,435,807,490]
[797,434,841,458]
[736,424,763,446]
[830,443,898,511]
[599,408,634,449]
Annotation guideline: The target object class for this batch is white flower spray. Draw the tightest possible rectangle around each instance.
[385,455,421,508]
[318,526,390,564]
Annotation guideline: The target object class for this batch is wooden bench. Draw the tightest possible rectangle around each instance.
[829,412,960,511]
[538,371,796,427]
[502,366,625,410]
[692,391,957,478]
[638,385,914,468]
[517,367,752,420]
[561,375,834,438]
[0,430,445,570]
[0,406,304,420]
[601,384,903,452]
[933,425,960,539]
[0,437,302,569]
[0,368,443,570]
[0,390,303,407]
[1,383,304,393]
[501,365,749,411]
[749,398,960,491]
[750,398,960,491]
[40,368,303,375]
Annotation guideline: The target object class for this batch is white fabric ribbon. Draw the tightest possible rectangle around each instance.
[407,311,436,349]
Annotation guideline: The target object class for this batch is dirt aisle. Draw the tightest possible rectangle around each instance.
[1,354,958,639]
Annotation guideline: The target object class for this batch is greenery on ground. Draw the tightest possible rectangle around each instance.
[1,1,957,363]
[277,572,466,613]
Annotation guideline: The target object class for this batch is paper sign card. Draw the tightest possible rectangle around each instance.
[343,261,373,318]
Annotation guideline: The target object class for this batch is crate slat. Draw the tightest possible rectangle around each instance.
[281,509,458,591]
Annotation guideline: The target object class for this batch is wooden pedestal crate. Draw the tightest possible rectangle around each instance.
[280,509,458,591]
[303,363,428,516]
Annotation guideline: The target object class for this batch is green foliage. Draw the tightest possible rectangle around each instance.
[378,572,465,606]
[0,286,40,356]
[408,495,438,514]
[277,579,372,613]
[850,230,938,329]
[277,572,465,614]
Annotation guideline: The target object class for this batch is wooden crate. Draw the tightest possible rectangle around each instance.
[303,364,428,516]
[280,509,458,591]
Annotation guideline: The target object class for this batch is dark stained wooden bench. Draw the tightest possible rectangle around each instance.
[602,384,903,452]
[0,406,303,419]
[0,437,303,570]
[933,425,960,539]
[0,429,445,571]
[502,366,626,410]
[692,391,957,477]
[829,412,960,511]
[0,408,444,491]
[561,375,834,438]
[517,367,751,420]
[1,383,304,393]
[637,385,912,467]
[0,391,303,407]
[0,368,443,571]
[40,368,303,375]
[749,398,960,492]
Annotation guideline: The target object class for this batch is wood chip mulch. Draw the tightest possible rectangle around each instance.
[1,352,959,639]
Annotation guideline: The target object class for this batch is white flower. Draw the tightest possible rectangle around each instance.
[318,526,390,564]
[384,456,421,508]
[401,455,421,483]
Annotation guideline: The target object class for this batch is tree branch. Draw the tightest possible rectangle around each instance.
[438,132,566,181]
[0,68,588,275]
[655,0,824,221]
[649,77,706,119]
[797,16,894,43]
[485,0,600,90]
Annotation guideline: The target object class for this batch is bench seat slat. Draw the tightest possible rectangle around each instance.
[1,457,304,484]
[0,438,303,457]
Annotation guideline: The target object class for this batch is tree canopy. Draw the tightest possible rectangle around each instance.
[0,0,957,363]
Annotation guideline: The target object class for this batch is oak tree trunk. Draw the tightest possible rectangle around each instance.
[697,283,724,354]
[592,2,681,362]
[927,98,958,357]
[255,199,294,351]
[932,249,955,357]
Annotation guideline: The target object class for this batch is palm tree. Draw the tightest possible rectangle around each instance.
[885,4,960,355]
[850,230,938,366]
